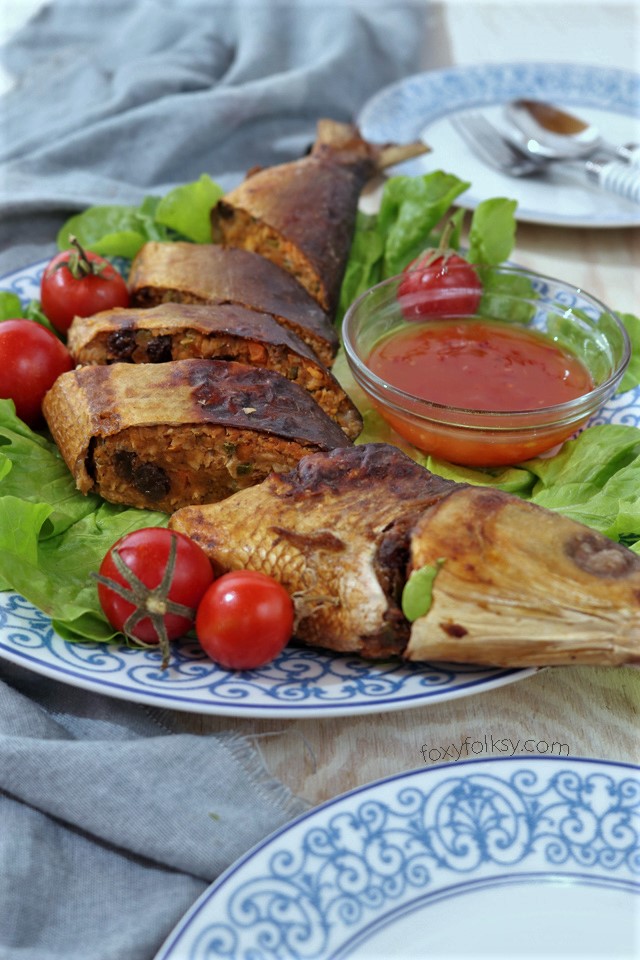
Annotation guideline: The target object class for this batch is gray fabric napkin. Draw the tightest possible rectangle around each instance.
[0,1,426,957]
[0,0,426,275]
[0,661,310,960]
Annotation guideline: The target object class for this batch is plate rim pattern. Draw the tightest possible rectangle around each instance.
[357,61,640,228]
[154,755,640,959]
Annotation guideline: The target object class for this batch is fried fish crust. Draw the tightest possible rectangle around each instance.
[211,120,381,314]
[128,242,338,367]
[170,444,459,657]
[405,485,640,667]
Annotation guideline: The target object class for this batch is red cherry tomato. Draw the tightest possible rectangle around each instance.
[41,236,129,334]
[397,251,482,320]
[0,319,73,426]
[96,528,214,666]
[195,570,294,670]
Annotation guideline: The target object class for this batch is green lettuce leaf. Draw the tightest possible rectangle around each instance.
[336,172,471,324]
[477,267,537,324]
[56,175,224,259]
[0,292,23,321]
[620,312,640,393]
[337,210,386,325]
[467,197,518,265]
[377,171,470,277]
[0,293,65,336]
[526,425,640,541]
[0,400,168,640]
[425,456,537,496]
[336,180,521,326]
[56,203,168,259]
[427,424,640,548]
[154,174,223,243]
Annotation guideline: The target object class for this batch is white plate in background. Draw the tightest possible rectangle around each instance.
[358,62,640,228]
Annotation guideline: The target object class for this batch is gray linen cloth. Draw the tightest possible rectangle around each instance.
[0,662,308,960]
[0,0,426,273]
[0,1,425,958]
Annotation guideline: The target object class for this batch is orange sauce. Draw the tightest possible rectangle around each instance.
[369,319,592,411]
[367,318,594,466]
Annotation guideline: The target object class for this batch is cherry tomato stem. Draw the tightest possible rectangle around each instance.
[59,236,106,280]
[95,528,214,669]
[41,242,129,334]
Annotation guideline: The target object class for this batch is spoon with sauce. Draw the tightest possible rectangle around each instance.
[504,99,639,163]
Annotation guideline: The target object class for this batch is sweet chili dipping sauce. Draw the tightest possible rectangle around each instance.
[369,319,592,410]
[367,318,594,466]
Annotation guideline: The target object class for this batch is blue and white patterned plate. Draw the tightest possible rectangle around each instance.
[155,756,640,959]
[1,258,639,717]
[0,589,534,717]
[358,62,640,228]
[0,258,537,717]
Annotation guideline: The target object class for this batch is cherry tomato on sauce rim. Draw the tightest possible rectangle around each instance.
[195,570,294,671]
[0,319,74,426]
[95,527,214,668]
[397,250,482,320]
[41,236,129,335]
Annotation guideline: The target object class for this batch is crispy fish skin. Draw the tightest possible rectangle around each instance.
[42,359,351,513]
[169,444,459,656]
[67,302,362,440]
[405,486,640,667]
[211,121,379,314]
[169,443,640,666]
[127,242,338,367]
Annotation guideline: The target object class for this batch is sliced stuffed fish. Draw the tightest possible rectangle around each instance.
[127,241,338,367]
[67,302,362,439]
[42,359,351,513]
[211,119,428,314]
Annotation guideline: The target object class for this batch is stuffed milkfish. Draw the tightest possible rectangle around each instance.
[169,443,640,667]
[211,119,428,313]
[127,242,338,367]
[42,359,351,513]
[67,302,362,439]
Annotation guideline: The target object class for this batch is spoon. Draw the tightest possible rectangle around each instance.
[504,99,639,163]
[451,112,640,204]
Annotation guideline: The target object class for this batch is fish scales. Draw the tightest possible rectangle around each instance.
[170,443,461,657]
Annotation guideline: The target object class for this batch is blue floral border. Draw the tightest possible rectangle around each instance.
[157,757,640,960]
[0,591,524,715]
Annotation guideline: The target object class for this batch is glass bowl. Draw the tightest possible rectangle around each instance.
[342,264,630,467]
